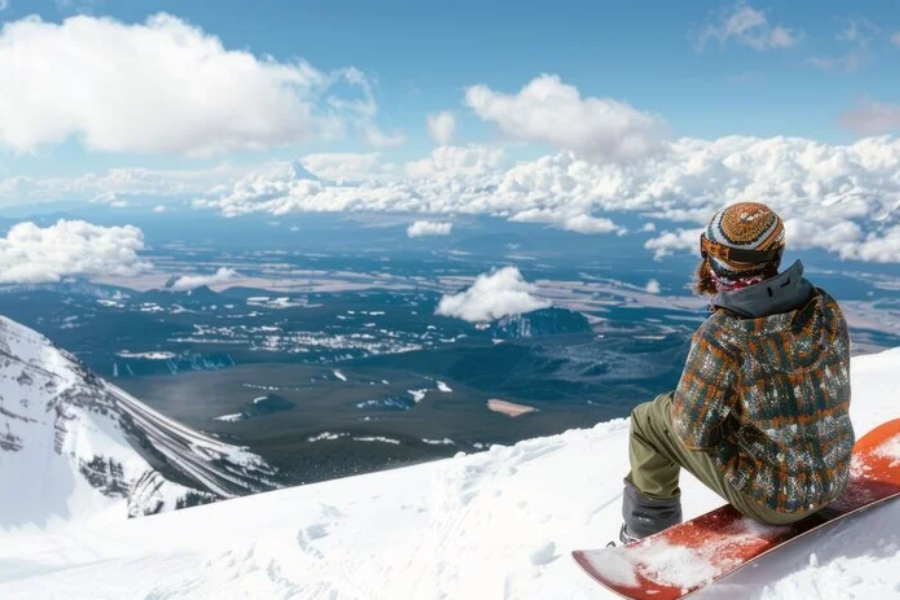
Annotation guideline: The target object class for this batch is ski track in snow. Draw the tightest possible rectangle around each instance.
[2,348,900,598]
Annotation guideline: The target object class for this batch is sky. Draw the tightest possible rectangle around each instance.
[0,1,899,283]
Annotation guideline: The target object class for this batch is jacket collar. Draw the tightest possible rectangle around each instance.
[711,260,813,318]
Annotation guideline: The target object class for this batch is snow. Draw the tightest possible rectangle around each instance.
[437,381,453,393]
[213,413,244,422]
[1,345,900,598]
[116,351,177,360]
[407,389,428,403]
[333,369,347,382]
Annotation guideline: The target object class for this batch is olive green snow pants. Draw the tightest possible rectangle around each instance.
[625,391,810,526]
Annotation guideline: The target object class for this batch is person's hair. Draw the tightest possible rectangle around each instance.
[694,254,782,296]
[694,257,717,296]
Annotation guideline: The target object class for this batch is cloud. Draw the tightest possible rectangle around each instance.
[509,209,623,235]
[464,74,664,162]
[807,18,876,73]
[0,0,9,11]
[427,111,456,145]
[195,134,900,262]
[407,220,452,238]
[153,205,166,213]
[302,153,388,181]
[0,220,150,284]
[645,228,704,260]
[892,32,900,47]
[362,124,406,148]
[696,3,798,51]
[805,51,869,73]
[641,222,657,232]
[840,99,900,135]
[435,267,551,322]
[90,191,129,208]
[0,14,394,155]
[170,267,241,291]
[645,279,662,294]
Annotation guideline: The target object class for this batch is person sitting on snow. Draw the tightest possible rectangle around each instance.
[619,201,855,544]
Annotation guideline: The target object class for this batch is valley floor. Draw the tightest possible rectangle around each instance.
[1,348,900,599]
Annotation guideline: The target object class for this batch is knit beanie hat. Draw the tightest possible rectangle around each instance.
[702,202,785,290]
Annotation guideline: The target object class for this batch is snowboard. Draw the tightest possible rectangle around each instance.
[572,418,900,600]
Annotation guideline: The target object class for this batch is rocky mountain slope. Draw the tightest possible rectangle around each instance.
[0,315,276,531]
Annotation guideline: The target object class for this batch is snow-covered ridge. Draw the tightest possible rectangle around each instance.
[0,316,275,533]
[2,343,898,598]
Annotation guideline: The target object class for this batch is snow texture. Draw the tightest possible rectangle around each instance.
[0,316,273,534]
[1,343,900,598]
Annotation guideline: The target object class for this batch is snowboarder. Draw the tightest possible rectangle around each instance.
[619,201,855,544]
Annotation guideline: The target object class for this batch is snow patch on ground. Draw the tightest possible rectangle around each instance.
[213,413,244,423]
[333,370,347,382]
[352,436,401,445]
[437,381,452,393]
[408,389,428,403]
[308,432,349,442]
[1,347,900,598]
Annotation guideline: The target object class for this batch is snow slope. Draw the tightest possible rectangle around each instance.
[0,316,274,533]
[1,347,899,598]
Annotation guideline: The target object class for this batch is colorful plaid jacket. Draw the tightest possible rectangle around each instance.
[672,287,854,514]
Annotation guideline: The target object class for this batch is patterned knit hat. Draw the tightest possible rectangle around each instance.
[703,202,785,285]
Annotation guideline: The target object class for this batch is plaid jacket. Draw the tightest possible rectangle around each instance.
[672,289,854,513]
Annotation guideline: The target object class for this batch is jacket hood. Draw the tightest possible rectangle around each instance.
[711,260,813,318]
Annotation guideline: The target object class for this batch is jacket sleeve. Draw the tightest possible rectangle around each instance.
[672,324,738,450]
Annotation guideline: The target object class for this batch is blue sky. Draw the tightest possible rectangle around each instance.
[2,0,899,177]
[0,1,899,271]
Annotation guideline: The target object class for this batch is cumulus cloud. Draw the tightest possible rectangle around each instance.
[435,267,551,322]
[0,14,394,155]
[645,279,662,294]
[645,228,704,260]
[170,267,241,291]
[427,111,456,145]
[464,75,664,162]
[153,205,166,213]
[696,3,798,51]
[641,222,657,232]
[0,220,149,284]
[840,99,900,135]
[407,220,452,238]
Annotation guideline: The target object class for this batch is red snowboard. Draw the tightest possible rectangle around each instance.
[573,418,900,600]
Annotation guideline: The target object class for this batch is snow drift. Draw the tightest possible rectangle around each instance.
[0,332,898,598]
[0,316,274,532]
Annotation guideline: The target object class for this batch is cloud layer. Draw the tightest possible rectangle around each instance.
[407,220,452,238]
[0,14,393,156]
[193,134,900,262]
[436,267,551,322]
[0,220,149,284]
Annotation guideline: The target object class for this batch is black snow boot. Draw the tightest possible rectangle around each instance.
[621,481,682,541]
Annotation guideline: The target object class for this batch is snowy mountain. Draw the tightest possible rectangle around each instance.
[0,316,275,531]
[1,341,898,598]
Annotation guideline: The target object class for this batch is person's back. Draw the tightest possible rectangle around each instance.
[619,202,855,543]
[673,264,854,513]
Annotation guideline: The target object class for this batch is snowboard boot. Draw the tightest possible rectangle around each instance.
[621,481,682,540]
